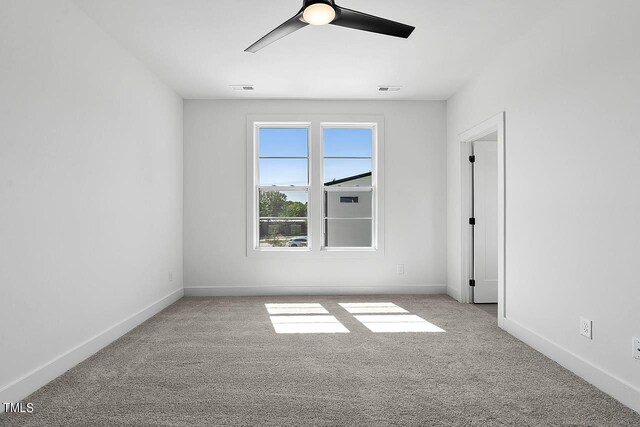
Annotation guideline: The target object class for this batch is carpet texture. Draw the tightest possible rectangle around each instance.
[1,295,638,426]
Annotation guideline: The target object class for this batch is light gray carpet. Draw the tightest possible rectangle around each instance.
[1,295,638,426]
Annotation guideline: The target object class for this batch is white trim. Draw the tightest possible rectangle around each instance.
[0,288,183,409]
[246,114,385,258]
[184,284,446,297]
[503,318,640,414]
[459,112,506,328]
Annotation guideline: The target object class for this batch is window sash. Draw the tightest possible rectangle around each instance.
[322,185,375,249]
[257,124,310,187]
[256,186,309,250]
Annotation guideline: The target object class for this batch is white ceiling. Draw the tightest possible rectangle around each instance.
[74,0,561,100]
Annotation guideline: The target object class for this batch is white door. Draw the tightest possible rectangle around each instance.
[473,141,498,303]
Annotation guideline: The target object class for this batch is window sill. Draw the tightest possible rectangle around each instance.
[247,247,383,258]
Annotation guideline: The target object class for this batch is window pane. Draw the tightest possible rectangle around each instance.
[324,128,372,158]
[260,159,308,186]
[259,219,308,248]
[325,189,372,219]
[259,128,308,158]
[325,219,372,248]
[323,159,372,184]
[259,190,308,218]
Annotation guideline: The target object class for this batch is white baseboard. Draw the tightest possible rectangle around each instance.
[503,318,640,414]
[0,288,184,409]
[184,284,447,297]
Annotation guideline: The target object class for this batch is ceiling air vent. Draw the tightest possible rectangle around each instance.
[230,85,255,91]
[378,86,401,92]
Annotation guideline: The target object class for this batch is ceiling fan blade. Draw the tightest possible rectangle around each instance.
[331,6,414,39]
[245,12,308,53]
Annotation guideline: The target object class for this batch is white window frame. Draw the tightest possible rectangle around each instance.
[246,114,385,258]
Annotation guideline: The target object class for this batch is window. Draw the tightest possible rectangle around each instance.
[323,127,373,248]
[247,116,384,256]
[257,128,309,248]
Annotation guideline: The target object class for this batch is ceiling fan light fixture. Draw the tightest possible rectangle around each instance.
[245,0,415,53]
[303,3,336,26]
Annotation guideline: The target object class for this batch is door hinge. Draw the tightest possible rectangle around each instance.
[469,279,476,287]
[469,217,476,225]
[469,155,476,163]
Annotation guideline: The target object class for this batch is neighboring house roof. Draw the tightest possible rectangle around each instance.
[324,171,372,186]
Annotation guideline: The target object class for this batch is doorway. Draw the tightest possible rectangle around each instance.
[459,113,506,326]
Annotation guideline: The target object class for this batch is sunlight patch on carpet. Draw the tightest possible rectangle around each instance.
[339,302,408,314]
[269,315,350,334]
[354,314,445,333]
[265,303,329,315]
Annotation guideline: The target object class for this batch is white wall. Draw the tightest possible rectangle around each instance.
[447,0,640,411]
[184,100,446,295]
[0,0,183,403]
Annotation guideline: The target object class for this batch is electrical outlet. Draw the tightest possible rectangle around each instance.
[397,264,405,275]
[580,317,592,339]
[633,337,640,360]
[168,271,173,282]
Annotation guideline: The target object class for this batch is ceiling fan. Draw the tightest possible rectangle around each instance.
[245,0,415,53]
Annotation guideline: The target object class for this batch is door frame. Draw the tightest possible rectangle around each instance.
[459,112,506,327]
